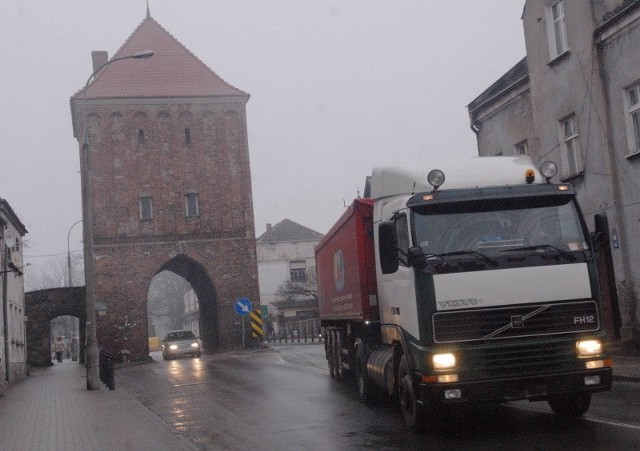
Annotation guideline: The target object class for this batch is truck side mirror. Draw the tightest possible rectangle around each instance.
[407,246,426,269]
[378,221,399,274]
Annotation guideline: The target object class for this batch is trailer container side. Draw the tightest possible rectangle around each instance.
[316,198,377,322]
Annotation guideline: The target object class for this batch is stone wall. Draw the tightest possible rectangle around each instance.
[25,287,86,367]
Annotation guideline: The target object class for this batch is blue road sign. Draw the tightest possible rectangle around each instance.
[234,298,252,316]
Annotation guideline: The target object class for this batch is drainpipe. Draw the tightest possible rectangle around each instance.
[2,228,9,382]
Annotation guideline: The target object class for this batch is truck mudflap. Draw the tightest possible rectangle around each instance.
[418,368,612,405]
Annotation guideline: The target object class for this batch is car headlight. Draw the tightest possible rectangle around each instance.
[169,344,178,350]
[576,339,602,357]
[432,353,456,370]
[191,342,199,348]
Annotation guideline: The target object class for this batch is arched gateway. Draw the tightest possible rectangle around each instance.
[69,15,260,360]
[26,287,86,367]
[154,254,219,350]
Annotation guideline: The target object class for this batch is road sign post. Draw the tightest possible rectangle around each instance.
[234,298,252,348]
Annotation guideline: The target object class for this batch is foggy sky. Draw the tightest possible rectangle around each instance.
[0,0,526,284]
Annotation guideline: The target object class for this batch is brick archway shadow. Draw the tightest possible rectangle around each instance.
[157,254,219,351]
[25,287,86,367]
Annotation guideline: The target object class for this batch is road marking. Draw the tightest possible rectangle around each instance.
[584,416,640,431]
[274,354,327,375]
[173,381,208,388]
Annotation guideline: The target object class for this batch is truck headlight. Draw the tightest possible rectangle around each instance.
[576,339,602,357]
[191,342,199,348]
[432,353,456,370]
[169,344,178,350]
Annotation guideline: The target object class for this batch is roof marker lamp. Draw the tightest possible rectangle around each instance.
[540,161,557,183]
[525,168,535,184]
[427,169,445,191]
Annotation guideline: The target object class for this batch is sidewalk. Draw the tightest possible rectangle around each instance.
[612,354,640,382]
[0,360,195,451]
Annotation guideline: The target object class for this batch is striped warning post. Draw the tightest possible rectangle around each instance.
[250,308,264,338]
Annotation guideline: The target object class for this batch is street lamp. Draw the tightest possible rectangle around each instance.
[67,219,83,287]
[77,50,153,390]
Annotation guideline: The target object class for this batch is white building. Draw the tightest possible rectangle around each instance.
[467,0,640,348]
[1,198,28,387]
[256,220,323,327]
[182,288,199,337]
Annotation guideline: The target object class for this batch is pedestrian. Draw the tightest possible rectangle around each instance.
[53,336,67,363]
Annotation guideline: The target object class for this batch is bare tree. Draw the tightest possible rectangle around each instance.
[147,271,191,338]
[275,269,318,303]
[24,254,84,292]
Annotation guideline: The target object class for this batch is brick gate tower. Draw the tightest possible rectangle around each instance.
[70,14,260,359]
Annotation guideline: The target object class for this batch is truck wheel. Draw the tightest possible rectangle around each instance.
[335,330,346,381]
[327,332,337,378]
[398,355,426,432]
[548,392,591,418]
[356,354,375,403]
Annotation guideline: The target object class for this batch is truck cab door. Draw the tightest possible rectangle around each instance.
[377,213,420,340]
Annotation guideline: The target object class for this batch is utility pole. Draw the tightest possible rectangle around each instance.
[76,50,154,390]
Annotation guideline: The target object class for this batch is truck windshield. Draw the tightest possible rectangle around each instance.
[412,196,589,257]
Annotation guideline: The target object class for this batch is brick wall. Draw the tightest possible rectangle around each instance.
[80,99,260,359]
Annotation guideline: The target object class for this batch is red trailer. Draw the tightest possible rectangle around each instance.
[316,198,378,380]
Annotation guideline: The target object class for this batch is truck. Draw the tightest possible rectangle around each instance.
[316,156,613,431]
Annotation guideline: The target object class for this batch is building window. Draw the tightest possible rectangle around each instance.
[515,140,528,156]
[184,128,192,146]
[546,1,568,60]
[137,129,145,145]
[185,193,199,218]
[139,197,153,220]
[625,82,640,157]
[290,260,307,282]
[559,115,582,177]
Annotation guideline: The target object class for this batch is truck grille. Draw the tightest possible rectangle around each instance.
[432,301,599,343]
[465,340,578,379]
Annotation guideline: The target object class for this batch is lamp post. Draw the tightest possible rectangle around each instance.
[78,50,153,390]
[67,219,83,287]
[67,218,82,362]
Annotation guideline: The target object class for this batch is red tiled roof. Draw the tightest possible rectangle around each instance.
[256,219,324,244]
[74,17,248,99]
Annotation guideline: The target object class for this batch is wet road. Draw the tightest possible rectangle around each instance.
[117,344,640,450]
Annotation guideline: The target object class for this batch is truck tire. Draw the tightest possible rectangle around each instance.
[327,332,337,378]
[398,355,427,432]
[335,330,346,381]
[356,354,376,403]
[548,392,591,418]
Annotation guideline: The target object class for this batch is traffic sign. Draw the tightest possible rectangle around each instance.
[234,298,252,316]
[250,309,264,338]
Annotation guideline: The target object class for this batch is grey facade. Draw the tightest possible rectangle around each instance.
[468,0,640,347]
[1,198,28,386]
